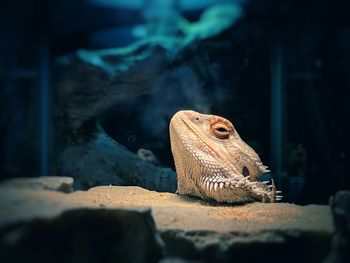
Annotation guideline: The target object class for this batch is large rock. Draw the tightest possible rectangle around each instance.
[53,3,243,192]
[0,184,333,263]
[58,124,177,192]
[324,191,350,263]
[0,176,73,193]
[0,208,164,263]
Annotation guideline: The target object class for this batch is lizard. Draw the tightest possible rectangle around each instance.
[169,110,282,203]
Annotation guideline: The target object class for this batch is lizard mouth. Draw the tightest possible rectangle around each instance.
[200,175,282,202]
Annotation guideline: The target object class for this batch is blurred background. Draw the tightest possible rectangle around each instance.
[0,0,349,204]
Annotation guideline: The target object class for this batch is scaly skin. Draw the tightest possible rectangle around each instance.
[169,110,282,203]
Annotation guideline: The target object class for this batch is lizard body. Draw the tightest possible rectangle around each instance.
[169,110,281,203]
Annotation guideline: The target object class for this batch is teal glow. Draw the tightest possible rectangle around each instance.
[89,0,244,11]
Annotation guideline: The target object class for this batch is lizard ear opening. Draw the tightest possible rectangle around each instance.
[211,122,230,139]
[242,166,250,177]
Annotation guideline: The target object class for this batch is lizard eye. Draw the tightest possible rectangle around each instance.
[194,117,200,122]
[211,122,230,139]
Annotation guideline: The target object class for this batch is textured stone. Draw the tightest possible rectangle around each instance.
[53,3,243,192]
[58,125,177,192]
[324,191,350,263]
[0,185,333,263]
[0,208,164,263]
[0,176,73,193]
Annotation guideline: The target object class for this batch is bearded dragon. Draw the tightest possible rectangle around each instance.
[169,110,282,203]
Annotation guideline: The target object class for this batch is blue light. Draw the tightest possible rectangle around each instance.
[88,0,245,11]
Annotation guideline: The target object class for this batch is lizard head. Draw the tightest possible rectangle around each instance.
[169,110,281,203]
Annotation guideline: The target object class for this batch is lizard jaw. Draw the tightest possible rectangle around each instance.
[200,175,282,203]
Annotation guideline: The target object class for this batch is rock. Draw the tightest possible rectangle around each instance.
[55,46,169,130]
[0,176,74,193]
[55,41,177,192]
[0,208,164,263]
[58,124,177,192]
[137,148,161,166]
[324,190,350,263]
[0,185,333,262]
[53,3,244,192]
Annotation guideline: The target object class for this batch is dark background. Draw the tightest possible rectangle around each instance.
[0,0,349,204]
